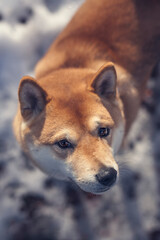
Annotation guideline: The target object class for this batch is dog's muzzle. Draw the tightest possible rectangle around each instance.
[72,167,118,194]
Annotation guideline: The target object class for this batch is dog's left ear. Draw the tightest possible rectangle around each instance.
[91,63,117,99]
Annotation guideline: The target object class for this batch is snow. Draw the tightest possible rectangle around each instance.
[0,0,160,239]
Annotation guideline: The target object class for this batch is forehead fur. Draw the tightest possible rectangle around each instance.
[34,92,112,143]
[38,68,95,95]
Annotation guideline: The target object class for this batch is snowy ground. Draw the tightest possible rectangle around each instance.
[0,0,160,240]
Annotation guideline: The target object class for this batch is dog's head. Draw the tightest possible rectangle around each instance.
[16,63,125,194]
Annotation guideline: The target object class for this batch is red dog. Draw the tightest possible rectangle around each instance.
[13,0,160,194]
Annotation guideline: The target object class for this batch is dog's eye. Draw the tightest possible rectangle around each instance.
[98,127,110,138]
[57,139,73,149]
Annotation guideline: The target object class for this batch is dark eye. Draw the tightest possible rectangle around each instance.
[98,127,110,138]
[57,139,73,149]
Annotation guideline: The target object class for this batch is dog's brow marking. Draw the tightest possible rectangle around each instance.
[54,129,78,143]
[88,116,101,131]
[111,122,125,155]
[21,121,27,131]
[88,116,112,130]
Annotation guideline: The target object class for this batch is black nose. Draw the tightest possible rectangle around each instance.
[96,167,117,187]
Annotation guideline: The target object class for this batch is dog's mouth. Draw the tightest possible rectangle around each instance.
[89,187,110,195]
[77,182,111,194]
[69,177,116,194]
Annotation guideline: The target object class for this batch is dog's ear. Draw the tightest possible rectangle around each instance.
[18,76,47,121]
[91,63,117,99]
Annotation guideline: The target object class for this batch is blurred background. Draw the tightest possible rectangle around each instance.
[0,0,160,239]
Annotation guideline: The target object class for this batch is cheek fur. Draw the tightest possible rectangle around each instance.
[27,143,72,180]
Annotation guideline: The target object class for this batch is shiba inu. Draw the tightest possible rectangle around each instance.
[13,0,160,194]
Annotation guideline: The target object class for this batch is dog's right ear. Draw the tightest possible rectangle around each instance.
[18,76,47,121]
[90,63,117,99]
